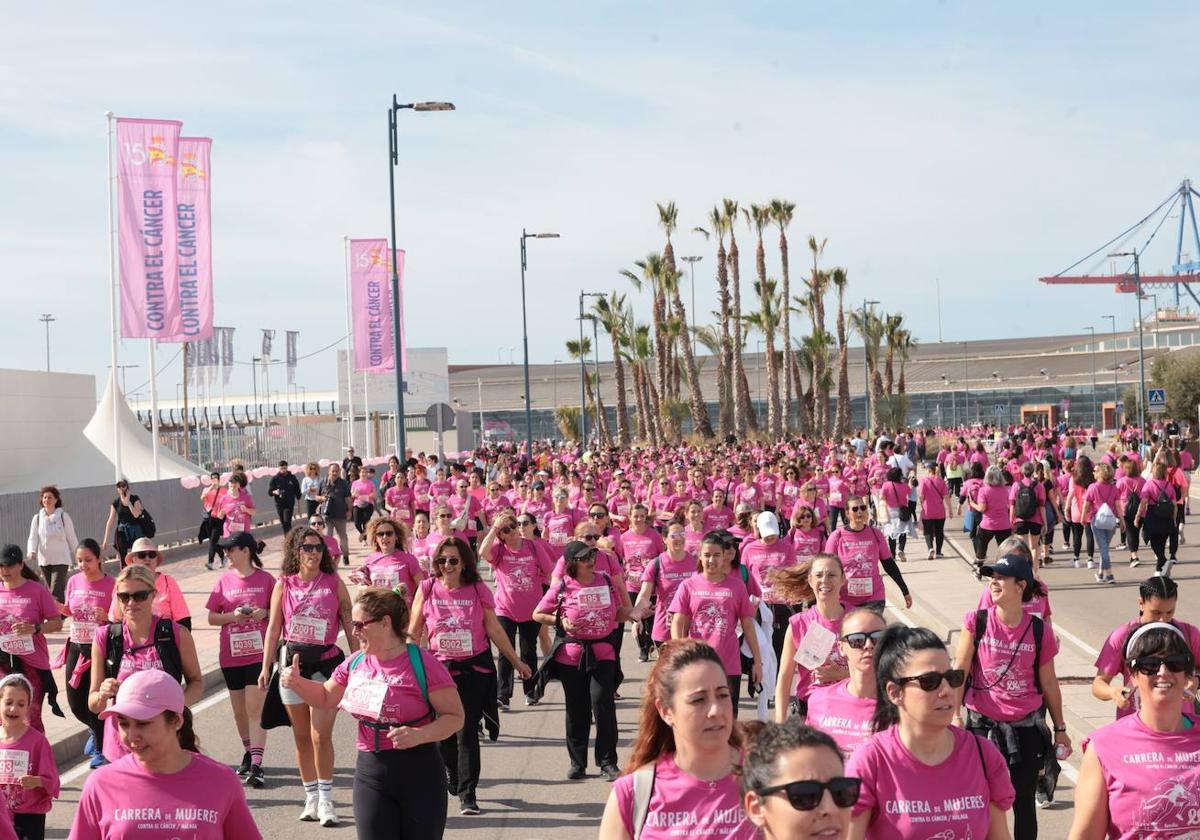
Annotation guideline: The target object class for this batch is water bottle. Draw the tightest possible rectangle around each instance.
[1055,743,1072,761]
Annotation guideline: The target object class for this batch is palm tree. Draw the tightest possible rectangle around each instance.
[745,203,781,437]
[895,327,917,427]
[724,199,756,436]
[831,267,852,437]
[883,313,904,398]
[694,209,734,437]
[566,336,601,446]
[770,199,796,432]
[592,292,631,446]
[622,254,681,441]
[806,237,830,437]
[744,277,784,438]
[553,406,581,442]
[659,252,713,439]
[653,203,676,402]
[850,308,886,431]
[628,323,663,447]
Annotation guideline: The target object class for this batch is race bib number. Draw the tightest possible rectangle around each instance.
[0,749,29,785]
[229,520,246,533]
[549,531,569,546]
[576,586,612,609]
[70,620,98,645]
[372,569,401,588]
[0,634,34,657]
[795,622,837,670]
[288,615,328,644]
[340,672,387,719]
[436,630,474,657]
[230,629,264,657]
[847,577,873,597]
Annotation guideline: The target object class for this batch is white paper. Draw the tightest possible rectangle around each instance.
[795,622,837,671]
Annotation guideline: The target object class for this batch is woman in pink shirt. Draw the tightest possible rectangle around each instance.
[917,462,951,559]
[382,472,415,528]
[1066,457,1097,568]
[109,538,192,629]
[773,555,848,721]
[62,539,114,768]
[1116,458,1146,568]
[702,487,734,533]
[215,473,256,566]
[619,505,666,661]
[630,523,696,651]
[879,467,915,563]
[74,669,261,840]
[1133,458,1181,576]
[824,496,911,612]
[600,640,756,839]
[804,608,885,759]
[349,467,377,545]
[351,517,423,595]
[787,506,824,558]
[969,466,1014,564]
[1082,462,1122,583]
[1070,623,1200,840]
[847,625,1015,840]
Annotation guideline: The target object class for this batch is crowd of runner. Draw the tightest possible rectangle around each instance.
[2,419,1198,838]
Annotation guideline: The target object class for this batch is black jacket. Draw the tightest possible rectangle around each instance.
[269,472,302,506]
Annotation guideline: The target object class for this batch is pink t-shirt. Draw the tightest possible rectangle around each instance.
[489,539,553,623]
[95,621,183,762]
[535,573,620,667]
[65,573,115,646]
[788,526,823,558]
[332,647,456,752]
[805,679,874,758]
[963,608,1059,721]
[0,579,61,670]
[824,527,892,606]
[280,572,342,652]
[641,552,698,642]
[217,491,253,536]
[620,528,666,590]
[702,506,734,532]
[1083,481,1121,522]
[419,578,494,662]
[975,483,1012,530]
[668,573,754,676]
[351,478,375,508]
[543,510,583,554]
[1094,619,1200,719]
[847,725,1014,840]
[0,726,57,814]
[741,538,798,605]
[447,494,483,536]
[787,607,846,700]
[72,753,261,840]
[551,549,624,585]
[383,486,415,523]
[108,572,189,624]
[917,475,949,521]
[204,568,275,668]
[1084,712,1200,839]
[1008,478,1046,525]
[358,550,423,595]
[611,753,756,839]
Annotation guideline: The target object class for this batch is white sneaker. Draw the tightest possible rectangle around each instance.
[1164,560,1176,578]
[1130,557,1141,568]
[927,549,936,560]
[1087,559,1095,569]
[1094,572,1104,583]
[1072,560,1081,568]
[898,550,907,563]
[318,800,339,827]
[298,796,318,822]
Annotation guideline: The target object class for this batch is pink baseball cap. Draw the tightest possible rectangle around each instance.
[99,669,184,721]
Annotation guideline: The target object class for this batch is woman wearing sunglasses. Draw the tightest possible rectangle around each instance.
[1069,623,1200,839]
[89,564,203,764]
[804,608,886,758]
[408,536,530,816]
[0,544,63,736]
[599,640,756,839]
[953,553,1068,840]
[773,555,847,722]
[259,527,355,827]
[111,537,192,630]
[847,625,1014,840]
[788,504,824,560]
[742,719,859,839]
[381,471,415,528]
[351,517,423,601]
[825,495,911,613]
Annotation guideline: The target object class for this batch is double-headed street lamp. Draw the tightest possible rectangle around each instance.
[521,229,559,461]
[1083,326,1098,426]
[388,97,455,461]
[1108,249,1145,435]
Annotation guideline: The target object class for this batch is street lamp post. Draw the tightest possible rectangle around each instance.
[520,229,559,462]
[1109,249,1146,436]
[681,256,702,356]
[861,299,879,431]
[578,292,603,448]
[553,359,562,416]
[1083,326,1098,427]
[388,96,455,461]
[1102,314,1118,428]
[39,314,55,372]
[251,356,263,456]
[590,314,602,440]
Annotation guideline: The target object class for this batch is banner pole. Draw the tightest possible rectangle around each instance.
[149,339,160,478]
[363,370,371,458]
[344,236,355,451]
[106,111,123,480]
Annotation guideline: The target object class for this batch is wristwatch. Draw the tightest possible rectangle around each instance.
[1053,725,1067,733]
[32,623,42,635]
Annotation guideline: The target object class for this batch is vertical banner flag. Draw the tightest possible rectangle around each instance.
[286,331,298,385]
[261,329,274,359]
[175,137,214,341]
[220,327,235,385]
[205,333,219,386]
[349,239,402,373]
[184,341,195,388]
[117,118,183,339]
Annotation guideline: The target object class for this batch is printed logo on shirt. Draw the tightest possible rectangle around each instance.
[1135,765,1200,835]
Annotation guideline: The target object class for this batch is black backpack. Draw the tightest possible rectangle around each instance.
[1014,482,1038,520]
[1151,484,1176,521]
[104,618,184,681]
[968,609,1044,694]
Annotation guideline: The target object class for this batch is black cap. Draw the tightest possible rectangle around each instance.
[217,531,262,553]
[562,540,598,564]
[0,545,22,566]
[979,554,1036,585]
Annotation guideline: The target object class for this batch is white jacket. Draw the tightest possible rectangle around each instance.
[26,508,79,568]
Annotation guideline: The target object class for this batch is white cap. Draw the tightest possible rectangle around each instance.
[756,511,780,538]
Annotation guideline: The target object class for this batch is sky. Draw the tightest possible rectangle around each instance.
[3,2,1200,402]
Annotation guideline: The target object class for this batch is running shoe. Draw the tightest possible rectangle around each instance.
[236,751,251,778]
[82,733,95,759]
[497,697,509,711]
[567,766,586,780]
[206,561,214,571]
[245,765,265,788]
[1087,559,1095,569]
[637,651,649,663]
[89,752,108,769]
[459,794,481,816]
[298,796,319,822]
[1164,559,1177,578]
[1072,559,1081,568]
[1105,575,1116,584]
[927,549,935,560]
[525,696,539,706]
[898,550,907,563]
[342,557,349,566]
[601,764,621,782]
[317,800,339,827]
[1130,557,1141,568]
[1094,572,1104,584]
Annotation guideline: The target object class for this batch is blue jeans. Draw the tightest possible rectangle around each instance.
[1091,524,1116,572]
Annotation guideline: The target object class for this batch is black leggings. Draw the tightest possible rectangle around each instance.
[887,535,908,557]
[966,725,1045,840]
[496,616,540,702]
[974,527,1012,561]
[439,667,488,797]
[353,744,447,840]
[64,643,103,750]
[559,661,618,771]
[1148,531,1171,571]
[353,504,375,536]
[768,603,800,665]
[1123,506,1141,555]
[1068,521,1094,560]
[632,592,655,657]
[12,813,45,840]
[206,516,224,565]
[922,518,946,553]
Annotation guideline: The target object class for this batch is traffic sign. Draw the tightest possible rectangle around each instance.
[425,402,455,429]
[1148,388,1167,414]
[993,403,1006,416]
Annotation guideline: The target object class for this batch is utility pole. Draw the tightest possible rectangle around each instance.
[39,314,54,372]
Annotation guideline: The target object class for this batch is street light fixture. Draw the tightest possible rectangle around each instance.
[388,95,455,461]
[1109,249,1145,436]
[861,299,879,431]
[39,314,54,372]
[680,256,703,355]
[520,229,560,461]
[1083,326,1097,427]
[1102,314,1118,428]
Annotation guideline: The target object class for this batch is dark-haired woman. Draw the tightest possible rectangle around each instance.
[824,496,911,613]
[846,625,1014,840]
[599,639,755,839]
[1092,574,1200,720]
[62,538,114,767]
[0,545,63,734]
[1069,623,1200,839]
[281,587,465,840]
[804,607,886,759]
[100,479,143,561]
[408,536,530,816]
[26,485,77,602]
[206,531,275,787]
[72,669,260,839]
[1134,457,1182,576]
[259,527,355,827]
[1066,456,1097,568]
[741,719,859,840]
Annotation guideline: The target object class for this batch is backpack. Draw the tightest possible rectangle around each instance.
[968,609,1044,695]
[104,618,183,681]
[1014,481,1038,520]
[1151,483,1176,521]
[630,762,657,839]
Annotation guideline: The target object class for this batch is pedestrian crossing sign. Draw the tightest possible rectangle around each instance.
[1148,388,1166,413]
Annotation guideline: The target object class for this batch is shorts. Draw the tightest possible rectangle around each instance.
[221,663,261,692]
[1014,522,1043,536]
[279,666,332,705]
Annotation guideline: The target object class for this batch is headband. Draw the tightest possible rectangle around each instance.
[1126,621,1188,660]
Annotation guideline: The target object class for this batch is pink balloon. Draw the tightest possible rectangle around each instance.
[220,472,233,484]
[318,459,331,468]
[180,476,201,489]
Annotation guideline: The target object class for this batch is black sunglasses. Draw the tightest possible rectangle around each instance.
[133,550,158,560]
[581,534,599,542]
[849,505,869,513]
[755,777,861,811]
[841,630,885,649]
[895,669,966,691]
[1131,654,1194,676]
[116,590,153,604]
[588,511,606,518]
[434,556,461,567]
[375,530,396,538]
[299,543,324,553]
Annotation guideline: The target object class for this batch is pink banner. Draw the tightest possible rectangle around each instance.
[350,239,406,373]
[173,137,214,340]
[116,118,183,339]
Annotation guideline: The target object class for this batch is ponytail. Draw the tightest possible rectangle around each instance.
[168,707,201,753]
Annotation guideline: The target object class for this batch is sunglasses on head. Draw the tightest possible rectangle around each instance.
[841,630,884,649]
[351,617,383,632]
[755,777,861,811]
[895,668,966,691]
[116,590,153,604]
[1131,654,1194,676]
